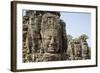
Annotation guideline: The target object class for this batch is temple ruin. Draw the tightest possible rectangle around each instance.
[22,10,91,62]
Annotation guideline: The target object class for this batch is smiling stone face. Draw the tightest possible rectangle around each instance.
[41,29,62,53]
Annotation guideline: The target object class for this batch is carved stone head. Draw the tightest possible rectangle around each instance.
[41,29,62,53]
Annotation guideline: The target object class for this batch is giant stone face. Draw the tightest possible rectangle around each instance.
[42,29,62,53]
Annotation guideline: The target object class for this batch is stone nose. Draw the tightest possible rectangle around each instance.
[49,37,56,46]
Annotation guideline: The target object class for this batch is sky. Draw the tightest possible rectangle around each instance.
[60,12,91,46]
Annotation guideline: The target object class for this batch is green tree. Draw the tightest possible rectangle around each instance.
[79,34,88,41]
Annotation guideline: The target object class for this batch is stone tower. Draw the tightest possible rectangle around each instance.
[22,10,67,62]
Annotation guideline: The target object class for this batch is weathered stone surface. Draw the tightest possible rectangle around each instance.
[67,34,91,60]
[22,10,67,62]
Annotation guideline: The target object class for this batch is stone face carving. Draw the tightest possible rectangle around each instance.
[41,29,62,61]
[79,34,90,59]
[23,10,67,62]
[67,34,91,60]
[41,29,61,53]
[22,10,90,62]
[40,12,67,61]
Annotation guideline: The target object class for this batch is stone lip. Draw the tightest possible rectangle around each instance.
[42,53,62,61]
